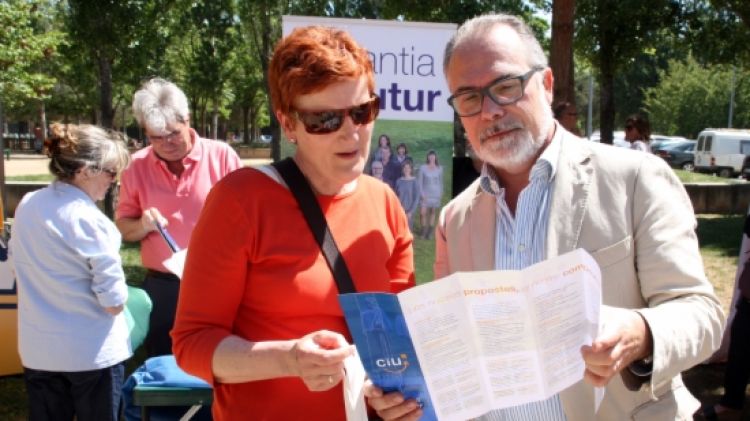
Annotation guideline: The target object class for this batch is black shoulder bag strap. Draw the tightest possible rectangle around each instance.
[271,157,357,294]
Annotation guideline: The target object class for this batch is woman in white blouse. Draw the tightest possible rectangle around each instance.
[625,114,651,153]
[10,123,132,421]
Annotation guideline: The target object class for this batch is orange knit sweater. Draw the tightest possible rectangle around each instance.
[172,167,415,420]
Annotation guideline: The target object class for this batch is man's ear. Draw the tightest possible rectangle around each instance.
[542,67,554,104]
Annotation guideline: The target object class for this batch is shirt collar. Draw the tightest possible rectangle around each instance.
[478,122,563,196]
[184,129,202,162]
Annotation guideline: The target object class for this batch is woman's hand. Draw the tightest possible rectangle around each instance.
[291,330,354,392]
[104,304,124,315]
[364,380,423,420]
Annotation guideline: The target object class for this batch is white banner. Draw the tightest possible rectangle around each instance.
[283,16,457,122]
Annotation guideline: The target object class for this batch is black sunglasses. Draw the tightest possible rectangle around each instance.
[90,166,118,178]
[293,95,380,134]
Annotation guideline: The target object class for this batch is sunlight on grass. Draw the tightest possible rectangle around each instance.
[0,376,25,420]
[675,169,747,184]
[697,214,743,318]
[6,174,53,182]
[121,241,146,287]
[1,158,746,416]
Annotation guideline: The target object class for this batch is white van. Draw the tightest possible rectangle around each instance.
[694,128,750,177]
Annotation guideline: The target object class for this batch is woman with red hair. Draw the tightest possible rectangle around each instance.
[172,26,415,420]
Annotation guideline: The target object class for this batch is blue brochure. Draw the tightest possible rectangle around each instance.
[339,293,438,421]
[339,250,603,421]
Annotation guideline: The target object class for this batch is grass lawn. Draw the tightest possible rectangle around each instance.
[1,163,747,417]
[1,213,746,418]
[5,174,53,182]
[675,169,748,184]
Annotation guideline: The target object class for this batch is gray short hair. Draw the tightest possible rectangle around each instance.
[46,123,131,182]
[132,78,190,133]
[444,13,548,74]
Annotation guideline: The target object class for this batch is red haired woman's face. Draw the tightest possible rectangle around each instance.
[279,76,375,194]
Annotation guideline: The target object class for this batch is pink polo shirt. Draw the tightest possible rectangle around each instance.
[116,130,242,272]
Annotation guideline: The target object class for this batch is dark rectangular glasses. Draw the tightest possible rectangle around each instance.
[447,67,543,117]
[294,95,380,134]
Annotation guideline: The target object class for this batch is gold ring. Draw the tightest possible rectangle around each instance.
[328,375,333,384]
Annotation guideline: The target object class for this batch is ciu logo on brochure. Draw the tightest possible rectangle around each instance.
[375,353,410,373]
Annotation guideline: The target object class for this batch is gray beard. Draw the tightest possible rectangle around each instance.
[478,119,551,171]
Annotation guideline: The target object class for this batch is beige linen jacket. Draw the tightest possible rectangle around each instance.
[434,129,725,420]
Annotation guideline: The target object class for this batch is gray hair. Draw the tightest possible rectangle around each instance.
[132,78,190,133]
[46,123,131,182]
[443,13,548,74]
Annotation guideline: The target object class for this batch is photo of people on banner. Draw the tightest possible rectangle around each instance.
[366,135,444,239]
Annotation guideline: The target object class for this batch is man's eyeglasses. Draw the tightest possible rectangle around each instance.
[293,95,380,135]
[148,129,182,143]
[447,67,544,117]
[625,125,635,131]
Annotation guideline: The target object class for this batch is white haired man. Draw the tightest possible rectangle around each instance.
[366,13,724,420]
[116,78,241,357]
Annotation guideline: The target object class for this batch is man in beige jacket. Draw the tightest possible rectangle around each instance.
[366,12,724,421]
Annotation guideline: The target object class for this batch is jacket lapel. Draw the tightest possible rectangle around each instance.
[546,134,593,258]
[470,186,496,271]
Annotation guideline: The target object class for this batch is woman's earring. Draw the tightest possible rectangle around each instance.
[289,138,297,144]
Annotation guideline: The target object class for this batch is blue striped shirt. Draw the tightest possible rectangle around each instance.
[476,133,567,421]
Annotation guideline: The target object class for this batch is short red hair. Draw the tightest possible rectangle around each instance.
[268,26,375,116]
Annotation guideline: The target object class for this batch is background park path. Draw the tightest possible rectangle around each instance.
[3,153,271,177]
[4,154,50,177]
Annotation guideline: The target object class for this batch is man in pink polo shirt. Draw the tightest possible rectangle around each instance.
[116,78,242,357]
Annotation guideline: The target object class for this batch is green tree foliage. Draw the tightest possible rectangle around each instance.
[175,0,239,139]
[685,0,750,64]
[231,6,272,144]
[612,28,691,129]
[0,0,62,110]
[65,0,177,128]
[380,0,545,27]
[575,0,681,143]
[238,0,296,160]
[45,44,99,123]
[643,56,749,137]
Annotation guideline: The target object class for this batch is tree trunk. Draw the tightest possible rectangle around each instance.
[96,55,116,218]
[211,101,219,140]
[0,100,6,223]
[598,70,615,145]
[550,0,576,105]
[39,102,47,138]
[597,9,616,146]
[191,98,198,133]
[98,55,114,129]
[200,101,208,138]
[259,2,279,160]
[242,105,250,145]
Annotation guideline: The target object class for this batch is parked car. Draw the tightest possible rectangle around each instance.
[653,140,696,171]
[589,131,687,151]
[650,136,689,153]
[588,131,629,148]
[694,128,750,177]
